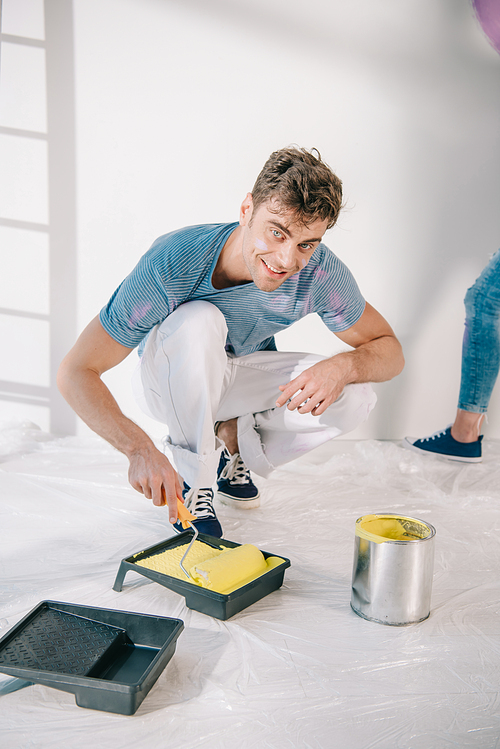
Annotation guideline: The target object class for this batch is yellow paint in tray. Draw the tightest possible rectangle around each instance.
[134,540,283,594]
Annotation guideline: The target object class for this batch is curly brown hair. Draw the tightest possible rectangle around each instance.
[250,147,343,230]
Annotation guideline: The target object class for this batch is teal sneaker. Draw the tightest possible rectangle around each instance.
[217,447,260,509]
[174,484,223,537]
[403,426,482,463]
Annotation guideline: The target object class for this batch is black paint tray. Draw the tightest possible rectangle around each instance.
[113,531,291,620]
[0,601,183,715]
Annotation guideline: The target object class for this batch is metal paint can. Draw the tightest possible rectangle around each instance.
[350,513,436,626]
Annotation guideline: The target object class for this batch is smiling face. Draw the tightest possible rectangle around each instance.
[239,194,329,292]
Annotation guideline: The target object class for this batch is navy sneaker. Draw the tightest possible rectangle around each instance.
[174,483,223,537]
[403,426,483,463]
[217,447,260,508]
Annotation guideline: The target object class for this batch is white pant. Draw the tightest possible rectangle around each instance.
[132,301,377,488]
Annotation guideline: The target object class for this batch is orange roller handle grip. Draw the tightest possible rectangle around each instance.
[176,498,197,529]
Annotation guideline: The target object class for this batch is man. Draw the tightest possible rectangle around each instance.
[58,147,404,538]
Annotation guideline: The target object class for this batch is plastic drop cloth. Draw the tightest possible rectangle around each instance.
[1,420,500,749]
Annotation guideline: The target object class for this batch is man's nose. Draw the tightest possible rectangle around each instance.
[275,242,296,270]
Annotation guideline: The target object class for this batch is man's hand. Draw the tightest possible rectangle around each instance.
[57,316,185,523]
[276,356,351,416]
[128,445,183,523]
[275,302,404,416]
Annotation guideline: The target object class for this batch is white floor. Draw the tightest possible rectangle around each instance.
[1,421,500,748]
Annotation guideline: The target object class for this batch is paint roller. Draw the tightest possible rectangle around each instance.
[175,500,271,593]
[189,543,269,593]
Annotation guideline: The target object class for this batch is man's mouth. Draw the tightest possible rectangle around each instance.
[261,258,288,275]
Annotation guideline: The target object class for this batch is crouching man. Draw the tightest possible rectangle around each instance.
[58,147,404,537]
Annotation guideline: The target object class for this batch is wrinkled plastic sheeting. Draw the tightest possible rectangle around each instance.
[1,419,500,748]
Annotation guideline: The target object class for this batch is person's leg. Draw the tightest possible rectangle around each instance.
[132,301,231,535]
[136,300,229,488]
[450,410,485,443]
[215,418,261,509]
[404,250,500,461]
[454,249,500,438]
[215,350,377,478]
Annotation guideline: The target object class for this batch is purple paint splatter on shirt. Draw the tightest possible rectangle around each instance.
[129,302,152,328]
[269,293,292,313]
[313,267,329,283]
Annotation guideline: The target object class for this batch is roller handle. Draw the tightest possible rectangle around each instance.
[176,499,197,529]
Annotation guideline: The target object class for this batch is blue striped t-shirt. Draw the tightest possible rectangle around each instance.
[99,222,365,357]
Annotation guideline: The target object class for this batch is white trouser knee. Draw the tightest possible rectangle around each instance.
[136,300,228,488]
[237,381,377,478]
[210,348,377,477]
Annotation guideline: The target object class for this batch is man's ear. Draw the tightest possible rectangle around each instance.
[239,193,253,226]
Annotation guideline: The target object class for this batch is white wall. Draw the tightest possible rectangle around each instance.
[1,0,500,441]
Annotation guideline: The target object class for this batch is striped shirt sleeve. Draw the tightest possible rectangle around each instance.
[99,255,173,348]
[313,249,366,332]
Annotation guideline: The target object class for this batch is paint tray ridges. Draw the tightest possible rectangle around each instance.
[0,607,124,675]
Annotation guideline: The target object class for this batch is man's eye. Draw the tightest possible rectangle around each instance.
[300,244,311,250]
[271,229,282,238]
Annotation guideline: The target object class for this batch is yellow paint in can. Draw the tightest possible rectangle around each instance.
[355,514,434,544]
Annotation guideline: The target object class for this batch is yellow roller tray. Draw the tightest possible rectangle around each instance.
[113,532,291,620]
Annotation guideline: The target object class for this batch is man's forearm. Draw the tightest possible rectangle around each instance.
[57,317,182,519]
[57,364,154,458]
[276,332,404,416]
[332,333,404,387]
[58,364,182,518]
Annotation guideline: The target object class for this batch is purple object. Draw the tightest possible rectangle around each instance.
[472,0,500,54]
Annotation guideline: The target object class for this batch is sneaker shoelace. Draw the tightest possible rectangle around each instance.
[183,487,216,519]
[220,450,251,485]
[421,427,449,443]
